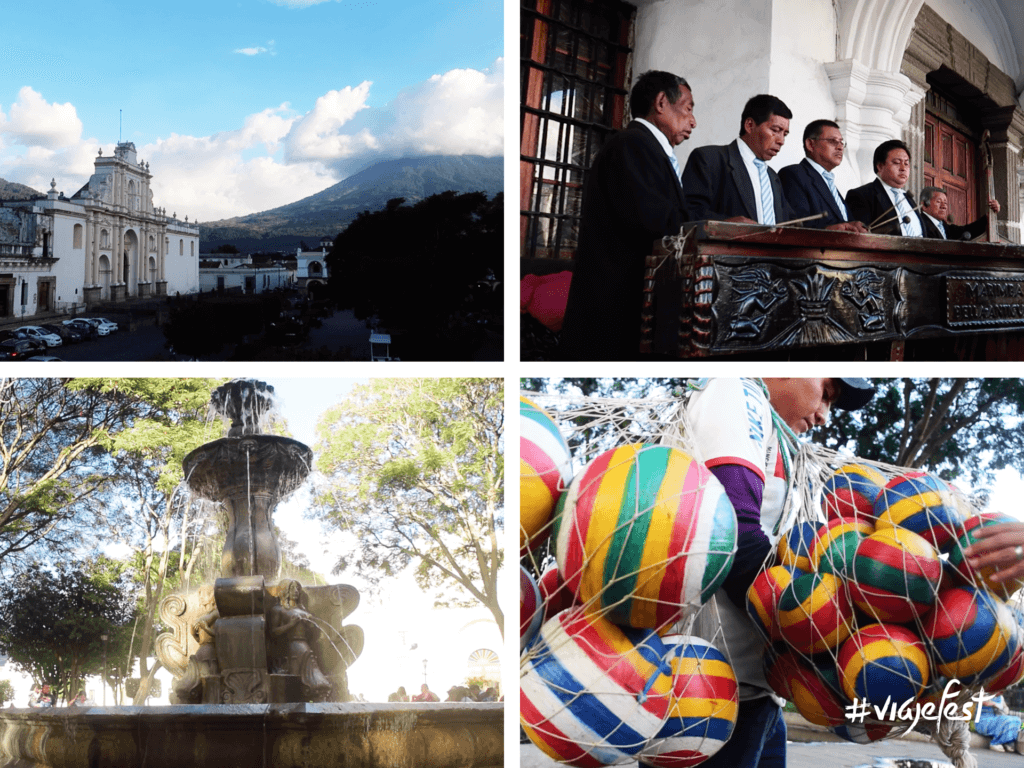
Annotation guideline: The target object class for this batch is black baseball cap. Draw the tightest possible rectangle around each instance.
[834,378,875,411]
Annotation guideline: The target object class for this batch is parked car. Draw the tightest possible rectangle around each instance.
[42,323,82,344]
[0,338,46,360]
[62,319,99,340]
[0,329,30,343]
[75,317,118,336]
[18,326,62,347]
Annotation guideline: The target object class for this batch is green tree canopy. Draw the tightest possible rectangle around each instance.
[0,557,135,704]
[810,378,1024,490]
[314,379,504,634]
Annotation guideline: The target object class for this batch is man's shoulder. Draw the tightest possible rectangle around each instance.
[845,179,879,200]
[778,159,813,182]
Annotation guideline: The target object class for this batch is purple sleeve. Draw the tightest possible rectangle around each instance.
[710,463,773,609]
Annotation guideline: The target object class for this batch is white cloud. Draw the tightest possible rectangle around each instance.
[234,40,276,56]
[0,60,502,221]
[0,86,83,150]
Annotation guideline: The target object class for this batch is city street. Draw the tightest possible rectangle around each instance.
[11,308,374,362]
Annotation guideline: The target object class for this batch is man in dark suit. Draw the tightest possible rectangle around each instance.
[682,94,797,224]
[778,120,867,232]
[846,139,925,237]
[559,70,695,361]
[919,185,1000,241]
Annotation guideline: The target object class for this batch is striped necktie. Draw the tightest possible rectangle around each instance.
[669,152,682,185]
[821,170,848,220]
[935,218,947,239]
[753,159,776,225]
[893,190,912,235]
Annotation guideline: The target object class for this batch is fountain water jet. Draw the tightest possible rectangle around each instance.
[0,379,503,768]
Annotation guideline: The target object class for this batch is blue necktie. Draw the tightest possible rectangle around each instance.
[669,153,682,185]
[753,159,775,225]
[894,190,912,236]
[821,171,848,220]
[935,218,947,239]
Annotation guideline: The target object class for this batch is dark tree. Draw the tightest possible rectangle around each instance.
[326,191,503,359]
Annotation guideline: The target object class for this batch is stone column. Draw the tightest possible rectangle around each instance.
[825,59,926,187]
[981,106,1024,245]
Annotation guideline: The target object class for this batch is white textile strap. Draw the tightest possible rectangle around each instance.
[934,713,977,768]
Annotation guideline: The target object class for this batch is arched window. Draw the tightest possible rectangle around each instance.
[73,224,83,249]
[101,229,110,248]
[191,241,195,257]
[179,239,183,256]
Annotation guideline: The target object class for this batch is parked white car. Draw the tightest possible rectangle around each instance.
[18,325,62,347]
[76,317,118,336]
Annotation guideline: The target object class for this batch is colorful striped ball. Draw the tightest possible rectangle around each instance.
[521,396,573,555]
[520,609,683,767]
[838,623,929,707]
[746,565,802,643]
[848,528,941,624]
[983,637,1024,693]
[778,521,818,573]
[764,649,846,726]
[831,723,893,744]
[921,586,1015,684]
[874,471,961,552]
[538,563,576,625]
[638,636,738,768]
[521,565,544,652]
[811,517,874,577]
[777,572,854,654]
[947,513,1024,600]
[822,464,887,524]
[555,444,737,630]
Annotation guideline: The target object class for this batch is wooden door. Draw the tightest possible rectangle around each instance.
[923,113,976,226]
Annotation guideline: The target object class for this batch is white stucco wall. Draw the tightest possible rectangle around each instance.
[164,230,200,296]
[631,0,773,170]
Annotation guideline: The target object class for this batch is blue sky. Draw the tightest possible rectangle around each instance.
[0,0,502,220]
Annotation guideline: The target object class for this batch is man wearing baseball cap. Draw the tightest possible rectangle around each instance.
[683,377,874,768]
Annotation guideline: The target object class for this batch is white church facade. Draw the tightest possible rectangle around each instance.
[521,0,1024,257]
[0,141,199,319]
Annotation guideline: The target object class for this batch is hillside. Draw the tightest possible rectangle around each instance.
[200,155,502,252]
[0,179,42,201]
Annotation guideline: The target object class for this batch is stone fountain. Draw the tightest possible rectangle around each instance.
[0,379,502,768]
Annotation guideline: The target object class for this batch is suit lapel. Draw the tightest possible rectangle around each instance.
[629,121,687,209]
[802,159,842,221]
[728,141,757,220]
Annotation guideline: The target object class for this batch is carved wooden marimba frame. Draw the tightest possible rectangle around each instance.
[640,221,1024,360]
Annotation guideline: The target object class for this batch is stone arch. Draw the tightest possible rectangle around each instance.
[308,260,323,277]
[98,254,111,300]
[148,255,158,283]
[123,229,139,295]
[837,0,926,73]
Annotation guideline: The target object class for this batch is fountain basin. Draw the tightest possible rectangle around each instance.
[182,436,312,501]
[0,703,503,768]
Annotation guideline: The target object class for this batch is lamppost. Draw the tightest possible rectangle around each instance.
[100,634,108,707]
[422,658,428,686]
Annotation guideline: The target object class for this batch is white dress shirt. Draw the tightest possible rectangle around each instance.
[635,118,681,183]
[879,178,923,237]
[805,157,849,220]
[923,211,947,239]
[736,138,769,224]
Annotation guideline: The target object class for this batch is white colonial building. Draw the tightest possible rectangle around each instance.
[295,238,332,298]
[0,141,199,319]
[198,255,293,294]
[521,0,1024,257]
